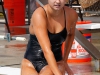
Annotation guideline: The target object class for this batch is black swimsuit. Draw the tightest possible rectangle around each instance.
[24,7,67,73]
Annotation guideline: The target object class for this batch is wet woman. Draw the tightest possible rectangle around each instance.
[21,0,78,75]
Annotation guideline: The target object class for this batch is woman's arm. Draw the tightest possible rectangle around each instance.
[63,9,78,75]
[31,7,62,75]
[63,8,78,75]
[63,8,78,62]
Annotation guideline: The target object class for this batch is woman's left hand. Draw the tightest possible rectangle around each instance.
[64,62,74,75]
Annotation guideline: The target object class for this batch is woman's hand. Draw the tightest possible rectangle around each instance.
[64,63,74,75]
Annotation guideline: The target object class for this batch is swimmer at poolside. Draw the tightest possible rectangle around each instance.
[21,0,78,75]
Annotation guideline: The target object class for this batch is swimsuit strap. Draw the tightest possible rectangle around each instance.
[41,7,48,18]
[63,7,66,27]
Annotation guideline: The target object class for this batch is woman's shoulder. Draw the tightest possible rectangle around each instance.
[64,6,78,21]
[31,6,47,19]
[64,6,78,16]
[30,6,48,29]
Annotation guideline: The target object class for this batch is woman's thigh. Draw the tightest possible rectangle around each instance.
[39,65,53,75]
[39,61,65,75]
[21,58,38,75]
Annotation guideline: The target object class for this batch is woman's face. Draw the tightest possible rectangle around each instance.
[48,0,66,10]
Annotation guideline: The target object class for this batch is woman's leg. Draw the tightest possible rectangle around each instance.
[39,61,65,75]
[21,58,38,75]
[39,65,54,75]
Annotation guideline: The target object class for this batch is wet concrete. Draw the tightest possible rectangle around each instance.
[0,40,27,68]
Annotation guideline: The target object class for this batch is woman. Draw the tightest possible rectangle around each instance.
[21,0,78,75]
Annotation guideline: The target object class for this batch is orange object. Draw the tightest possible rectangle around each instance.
[4,3,25,26]
[9,27,26,35]
[4,0,26,35]
[3,0,25,3]
[76,21,92,24]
